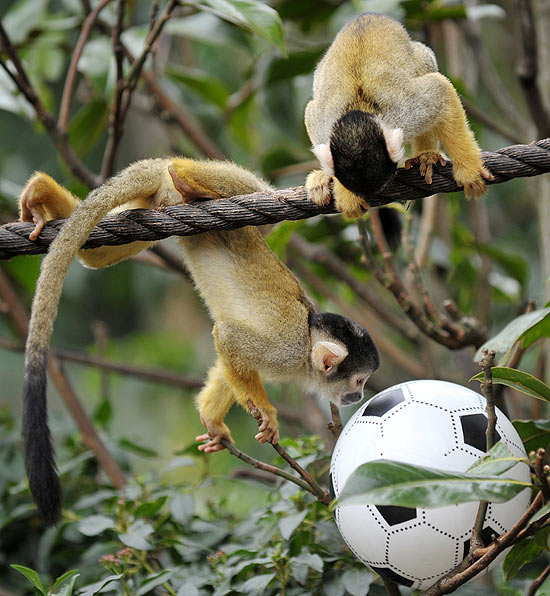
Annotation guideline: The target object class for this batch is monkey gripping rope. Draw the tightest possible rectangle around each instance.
[1,138,549,260]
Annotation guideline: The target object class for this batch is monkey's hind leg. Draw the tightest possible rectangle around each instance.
[195,359,237,453]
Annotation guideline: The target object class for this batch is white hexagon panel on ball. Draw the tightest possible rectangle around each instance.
[330,380,531,590]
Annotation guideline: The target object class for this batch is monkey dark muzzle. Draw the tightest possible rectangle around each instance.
[340,392,363,406]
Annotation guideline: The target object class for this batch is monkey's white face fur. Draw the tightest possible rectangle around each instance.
[306,339,372,407]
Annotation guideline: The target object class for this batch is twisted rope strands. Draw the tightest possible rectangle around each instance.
[1,139,549,260]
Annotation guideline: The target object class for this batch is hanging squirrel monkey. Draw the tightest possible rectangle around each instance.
[304,13,494,218]
[19,158,380,524]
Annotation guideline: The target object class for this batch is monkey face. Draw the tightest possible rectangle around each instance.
[308,312,379,406]
[329,110,402,199]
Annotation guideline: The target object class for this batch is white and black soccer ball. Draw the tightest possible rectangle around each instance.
[330,380,531,590]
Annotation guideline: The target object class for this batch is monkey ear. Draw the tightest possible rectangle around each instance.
[311,144,334,175]
[311,341,348,374]
[378,121,404,163]
[168,164,219,201]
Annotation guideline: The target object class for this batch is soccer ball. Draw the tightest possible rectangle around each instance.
[330,380,531,590]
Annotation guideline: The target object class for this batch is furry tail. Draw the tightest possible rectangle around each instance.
[22,349,62,524]
[21,159,167,523]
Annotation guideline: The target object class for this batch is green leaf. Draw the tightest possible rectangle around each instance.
[119,520,154,551]
[170,493,195,525]
[167,66,229,109]
[471,367,550,403]
[78,574,123,596]
[466,442,527,476]
[187,0,286,53]
[337,460,532,509]
[474,242,528,291]
[513,420,550,453]
[474,307,550,361]
[278,509,308,540]
[2,0,48,44]
[266,220,303,259]
[240,573,276,593]
[503,538,544,580]
[118,438,158,457]
[343,568,373,596]
[134,496,167,518]
[135,569,174,596]
[52,569,80,593]
[78,514,115,536]
[10,565,47,595]
[93,397,112,428]
[68,99,109,158]
[53,571,80,596]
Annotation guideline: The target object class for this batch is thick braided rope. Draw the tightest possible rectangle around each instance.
[1,139,549,260]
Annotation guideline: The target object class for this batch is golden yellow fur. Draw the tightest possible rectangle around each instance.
[304,13,493,217]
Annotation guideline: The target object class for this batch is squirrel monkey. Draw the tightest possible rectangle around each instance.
[304,13,494,218]
[19,159,380,524]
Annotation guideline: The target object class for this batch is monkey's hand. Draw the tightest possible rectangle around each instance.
[305,169,333,207]
[453,164,494,199]
[196,418,233,454]
[404,152,447,185]
[249,402,280,445]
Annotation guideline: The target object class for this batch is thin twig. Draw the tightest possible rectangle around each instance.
[58,0,113,131]
[246,399,331,505]
[328,403,343,440]
[515,0,550,138]
[527,563,550,596]
[0,335,203,388]
[0,20,100,188]
[0,266,126,489]
[220,439,314,494]
[470,349,497,551]
[100,0,127,180]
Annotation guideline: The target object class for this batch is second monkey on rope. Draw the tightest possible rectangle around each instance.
[19,158,380,525]
[305,13,494,218]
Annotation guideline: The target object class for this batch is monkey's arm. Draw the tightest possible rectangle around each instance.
[392,73,493,197]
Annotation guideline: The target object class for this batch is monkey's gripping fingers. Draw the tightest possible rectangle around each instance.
[305,170,333,207]
[405,152,447,185]
[196,418,233,453]
[250,403,280,445]
[20,178,49,241]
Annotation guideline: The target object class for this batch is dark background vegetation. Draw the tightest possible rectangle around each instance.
[1,0,550,594]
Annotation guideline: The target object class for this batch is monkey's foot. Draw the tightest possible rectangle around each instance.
[251,404,280,444]
[333,181,368,219]
[405,152,447,185]
[20,175,49,240]
[196,420,232,453]
[305,170,333,207]
[455,166,494,199]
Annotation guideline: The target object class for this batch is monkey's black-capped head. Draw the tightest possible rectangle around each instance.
[307,312,380,407]
[313,110,403,199]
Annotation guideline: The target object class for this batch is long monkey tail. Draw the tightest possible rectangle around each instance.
[22,158,167,524]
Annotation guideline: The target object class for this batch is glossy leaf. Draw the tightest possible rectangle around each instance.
[337,460,531,509]
[503,538,543,580]
[167,66,230,109]
[466,442,526,476]
[342,568,372,596]
[135,569,174,596]
[513,420,550,453]
[78,574,123,596]
[471,367,550,403]
[78,514,115,536]
[52,569,80,592]
[118,437,158,457]
[133,496,167,518]
[10,565,47,595]
[187,0,285,53]
[474,308,550,361]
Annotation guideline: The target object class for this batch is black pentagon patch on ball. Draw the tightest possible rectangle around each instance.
[363,387,405,417]
[462,526,499,561]
[370,565,414,587]
[329,473,336,501]
[375,505,417,526]
[460,414,501,452]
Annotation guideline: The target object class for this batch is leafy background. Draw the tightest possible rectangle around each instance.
[1,0,550,594]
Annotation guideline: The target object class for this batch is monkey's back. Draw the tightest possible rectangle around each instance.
[306,13,424,145]
[179,228,312,377]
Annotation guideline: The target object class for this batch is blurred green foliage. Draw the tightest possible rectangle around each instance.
[1,0,550,593]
